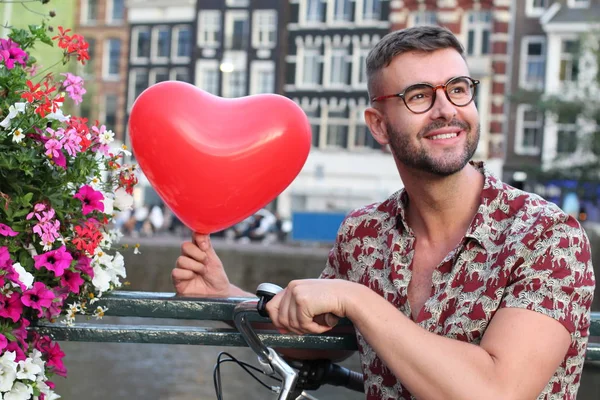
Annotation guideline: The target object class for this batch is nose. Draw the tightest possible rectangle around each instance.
[429,87,456,122]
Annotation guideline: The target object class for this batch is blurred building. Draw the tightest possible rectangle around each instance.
[388,0,511,179]
[504,0,600,189]
[75,0,129,144]
[277,0,396,217]
[195,0,287,97]
[124,0,194,142]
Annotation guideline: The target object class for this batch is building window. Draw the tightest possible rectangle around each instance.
[515,105,542,155]
[199,11,221,47]
[107,0,125,23]
[253,10,277,48]
[466,11,492,56]
[304,106,321,147]
[172,26,192,60]
[226,11,249,50]
[104,39,121,79]
[328,46,350,86]
[150,68,169,84]
[413,11,437,26]
[326,108,349,148]
[568,0,590,8]
[354,109,380,149]
[250,62,275,94]
[132,27,150,60]
[171,68,191,83]
[332,0,352,22]
[224,70,247,98]
[556,113,578,154]
[129,69,149,108]
[153,26,170,62]
[305,0,326,23]
[81,0,98,25]
[362,0,381,21]
[520,36,546,90]
[353,47,369,86]
[560,40,580,82]
[525,0,548,17]
[103,95,118,130]
[301,47,322,86]
[197,61,220,95]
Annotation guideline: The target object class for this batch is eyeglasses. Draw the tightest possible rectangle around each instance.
[371,76,480,114]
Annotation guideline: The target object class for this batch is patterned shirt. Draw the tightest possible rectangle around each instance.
[320,162,595,400]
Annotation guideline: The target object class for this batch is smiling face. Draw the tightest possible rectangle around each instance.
[367,48,480,177]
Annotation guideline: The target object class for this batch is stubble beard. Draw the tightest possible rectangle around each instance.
[387,118,480,177]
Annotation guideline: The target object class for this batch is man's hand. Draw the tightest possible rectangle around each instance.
[172,233,243,297]
[266,279,355,335]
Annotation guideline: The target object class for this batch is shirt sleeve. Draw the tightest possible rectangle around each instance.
[500,217,596,334]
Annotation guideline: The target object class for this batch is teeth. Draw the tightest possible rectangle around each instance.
[429,133,458,140]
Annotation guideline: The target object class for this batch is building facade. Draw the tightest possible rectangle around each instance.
[75,0,129,144]
[389,0,512,179]
[278,0,396,217]
[195,0,287,97]
[504,0,600,220]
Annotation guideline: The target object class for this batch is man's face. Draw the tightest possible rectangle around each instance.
[375,48,480,177]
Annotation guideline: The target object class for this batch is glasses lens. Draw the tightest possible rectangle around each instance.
[446,77,475,106]
[403,84,435,113]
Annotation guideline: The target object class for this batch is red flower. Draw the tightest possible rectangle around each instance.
[52,26,89,65]
[72,221,103,255]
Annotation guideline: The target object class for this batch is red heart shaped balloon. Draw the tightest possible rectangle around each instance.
[128,81,311,234]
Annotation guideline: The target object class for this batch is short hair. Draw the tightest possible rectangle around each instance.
[366,26,465,100]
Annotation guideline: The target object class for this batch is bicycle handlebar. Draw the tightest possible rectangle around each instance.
[233,283,364,400]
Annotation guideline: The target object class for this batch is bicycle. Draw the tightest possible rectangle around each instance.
[213,283,365,400]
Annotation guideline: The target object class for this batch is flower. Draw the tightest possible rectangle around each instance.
[33,246,73,277]
[73,185,104,215]
[0,19,138,399]
[61,72,86,104]
[0,39,28,69]
[0,223,18,237]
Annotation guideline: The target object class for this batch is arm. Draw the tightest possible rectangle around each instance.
[267,279,571,400]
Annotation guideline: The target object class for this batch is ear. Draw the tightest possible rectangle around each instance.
[364,106,389,146]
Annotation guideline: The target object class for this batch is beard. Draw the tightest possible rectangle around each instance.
[386,118,480,177]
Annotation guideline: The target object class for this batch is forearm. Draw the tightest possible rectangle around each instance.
[229,283,255,297]
[347,285,502,400]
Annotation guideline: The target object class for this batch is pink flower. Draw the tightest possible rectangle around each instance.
[0,291,24,323]
[61,270,84,294]
[0,246,12,268]
[61,73,86,105]
[0,38,28,69]
[74,185,104,215]
[61,128,82,156]
[33,246,73,277]
[75,255,94,278]
[33,219,61,245]
[6,341,26,362]
[36,336,67,377]
[21,282,56,317]
[0,223,18,237]
[13,319,30,349]
[26,203,47,220]
[0,334,6,352]
[45,138,63,158]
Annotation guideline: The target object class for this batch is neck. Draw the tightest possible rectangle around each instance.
[399,163,484,242]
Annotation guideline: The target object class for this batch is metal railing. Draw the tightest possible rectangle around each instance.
[31,291,600,363]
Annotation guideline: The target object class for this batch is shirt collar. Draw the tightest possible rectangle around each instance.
[392,161,503,250]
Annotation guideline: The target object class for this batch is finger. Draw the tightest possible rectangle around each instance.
[314,313,340,328]
[175,255,207,275]
[284,294,304,335]
[171,268,195,283]
[266,291,284,330]
[181,242,207,263]
[196,234,219,262]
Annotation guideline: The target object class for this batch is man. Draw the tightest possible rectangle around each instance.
[172,26,595,399]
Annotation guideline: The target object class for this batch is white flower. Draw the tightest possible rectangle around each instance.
[101,194,114,216]
[99,129,115,145]
[0,102,27,129]
[30,349,45,373]
[117,144,132,156]
[0,351,17,391]
[45,108,70,122]
[36,381,61,400]
[111,252,126,280]
[92,264,112,292]
[3,381,33,400]
[12,262,34,289]
[108,228,124,244]
[113,187,133,210]
[89,176,102,190]
[93,305,108,319]
[10,128,24,143]
[16,356,42,380]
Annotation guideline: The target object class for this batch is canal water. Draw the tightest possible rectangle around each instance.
[51,236,599,399]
